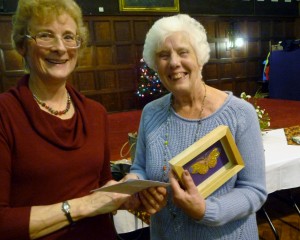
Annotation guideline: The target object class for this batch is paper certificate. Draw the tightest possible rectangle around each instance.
[91,179,170,195]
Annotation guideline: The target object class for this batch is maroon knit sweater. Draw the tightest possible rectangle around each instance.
[0,75,115,240]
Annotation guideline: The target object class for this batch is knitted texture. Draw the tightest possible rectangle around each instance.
[131,92,267,240]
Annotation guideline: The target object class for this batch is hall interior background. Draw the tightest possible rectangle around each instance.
[0,0,300,113]
[1,1,300,239]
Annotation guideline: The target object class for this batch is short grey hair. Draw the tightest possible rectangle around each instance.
[143,14,210,71]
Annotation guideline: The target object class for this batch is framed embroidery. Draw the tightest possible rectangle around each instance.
[169,125,245,198]
[119,0,180,12]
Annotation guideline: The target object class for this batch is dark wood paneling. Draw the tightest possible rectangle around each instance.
[180,0,254,15]
[1,0,18,14]
[75,0,119,15]
[0,14,298,112]
[2,0,299,17]
[255,1,298,16]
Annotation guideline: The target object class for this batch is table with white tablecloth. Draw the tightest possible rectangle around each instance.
[263,128,300,193]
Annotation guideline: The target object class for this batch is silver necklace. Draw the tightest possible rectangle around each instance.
[162,82,207,181]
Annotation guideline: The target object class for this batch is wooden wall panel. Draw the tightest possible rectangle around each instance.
[133,21,152,43]
[247,61,261,77]
[75,71,96,91]
[117,69,136,89]
[248,41,261,58]
[96,46,114,65]
[77,47,94,67]
[219,63,232,79]
[233,62,246,79]
[261,20,272,38]
[295,19,300,39]
[273,21,285,39]
[93,21,112,43]
[97,71,117,90]
[203,63,218,80]
[114,21,131,42]
[116,45,134,64]
[232,48,247,59]
[247,20,260,38]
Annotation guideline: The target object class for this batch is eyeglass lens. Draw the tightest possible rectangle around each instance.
[34,32,81,48]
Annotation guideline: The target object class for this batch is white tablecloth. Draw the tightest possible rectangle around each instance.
[113,210,148,234]
[263,128,300,193]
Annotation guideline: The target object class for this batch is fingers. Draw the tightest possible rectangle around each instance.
[120,173,139,183]
[103,179,118,187]
[121,193,141,210]
[139,187,167,214]
[181,170,198,194]
[112,210,117,215]
[156,186,167,195]
[169,170,184,194]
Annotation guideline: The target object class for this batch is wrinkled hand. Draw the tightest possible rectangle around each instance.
[120,173,139,183]
[121,193,141,210]
[85,189,131,217]
[139,186,167,214]
[118,173,141,210]
[169,170,206,220]
[118,174,167,214]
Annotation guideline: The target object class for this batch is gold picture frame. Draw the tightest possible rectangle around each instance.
[119,0,180,12]
[169,125,245,199]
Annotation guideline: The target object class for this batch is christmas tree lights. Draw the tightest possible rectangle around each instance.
[136,58,166,98]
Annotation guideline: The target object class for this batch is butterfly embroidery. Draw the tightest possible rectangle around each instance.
[189,148,220,175]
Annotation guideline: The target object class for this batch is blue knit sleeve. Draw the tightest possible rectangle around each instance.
[129,107,148,180]
[199,99,267,226]
[130,94,170,180]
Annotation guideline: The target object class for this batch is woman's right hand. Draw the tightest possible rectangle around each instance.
[81,181,132,217]
[119,173,168,214]
[138,186,167,214]
[169,170,206,220]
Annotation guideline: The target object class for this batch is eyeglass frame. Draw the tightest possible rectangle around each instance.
[24,32,82,49]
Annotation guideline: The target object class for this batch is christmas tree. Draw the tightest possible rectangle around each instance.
[136,58,166,98]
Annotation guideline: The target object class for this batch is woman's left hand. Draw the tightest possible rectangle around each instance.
[169,170,206,220]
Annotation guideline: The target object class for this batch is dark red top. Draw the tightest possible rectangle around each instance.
[0,75,115,240]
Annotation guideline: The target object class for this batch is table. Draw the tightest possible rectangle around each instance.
[113,210,148,234]
[257,98,300,193]
[263,128,300,193]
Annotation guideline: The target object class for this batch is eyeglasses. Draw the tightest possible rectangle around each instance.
[25,32,82,49]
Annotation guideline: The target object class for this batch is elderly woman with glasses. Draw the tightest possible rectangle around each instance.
[0,0,166,239]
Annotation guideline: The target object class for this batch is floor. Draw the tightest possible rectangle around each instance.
[257,188,300,240]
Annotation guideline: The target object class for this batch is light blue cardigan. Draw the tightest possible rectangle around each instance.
[130,92,267,240]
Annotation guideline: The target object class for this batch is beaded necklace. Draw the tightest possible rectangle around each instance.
[162,82,207,181]
[33,92,71,116]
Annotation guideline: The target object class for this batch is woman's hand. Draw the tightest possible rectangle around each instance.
[138,186,167,214]
[169,170,206,220]
[82,190,132,217]
[120,173,139,182]
[119,173,167,214]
